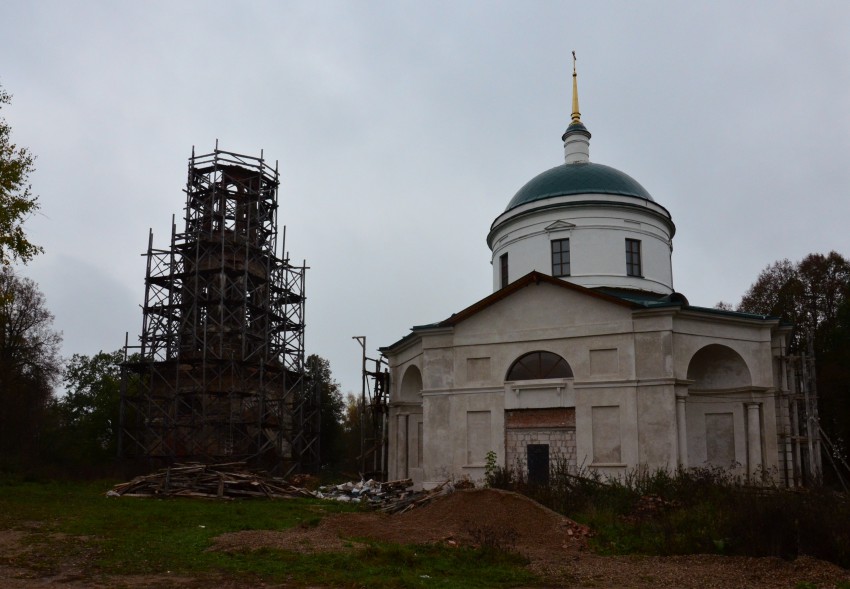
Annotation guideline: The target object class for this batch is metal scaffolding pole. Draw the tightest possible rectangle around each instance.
[352,336,389,481]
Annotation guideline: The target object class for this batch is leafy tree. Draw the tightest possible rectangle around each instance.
[51,350,124,464]
[0,266,61,467]
[341,391,365,472]
[739,259,803,338]
[819,296,850,457]
[304,354,346,469]
[343,392,360,435]
[0,84,42,265]
[738,252,850,477]
[738,252,850,353]
[797,252,850,346]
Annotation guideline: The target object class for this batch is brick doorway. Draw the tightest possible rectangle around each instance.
[505,408,576,479]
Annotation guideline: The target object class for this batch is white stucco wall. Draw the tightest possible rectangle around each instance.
[385,279,786,488]
[488,194,674,294]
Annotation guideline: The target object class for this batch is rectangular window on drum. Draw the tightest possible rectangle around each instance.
[551,238,570,277]
[500,253,509,288]
[625,238,642,277]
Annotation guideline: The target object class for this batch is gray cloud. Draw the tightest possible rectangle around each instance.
[3,0,849,394]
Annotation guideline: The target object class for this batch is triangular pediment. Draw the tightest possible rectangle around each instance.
[450,273,637,339]
[437,272,637,329]
[382,272,641,353]
[544,220,576,232]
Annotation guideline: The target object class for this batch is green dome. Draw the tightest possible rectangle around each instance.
[506,162,653,212]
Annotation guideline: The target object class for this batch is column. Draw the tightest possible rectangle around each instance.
[676,392,688,468]
[397,414,408,479]
[746,403,762,480]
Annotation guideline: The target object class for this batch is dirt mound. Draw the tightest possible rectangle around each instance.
[211,487,586,560]
[209,489,850,588]
[336,487,586,550]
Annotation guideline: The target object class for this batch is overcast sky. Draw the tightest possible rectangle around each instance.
[2,1,849,396]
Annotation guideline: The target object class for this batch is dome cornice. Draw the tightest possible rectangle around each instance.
[487,196,675,249]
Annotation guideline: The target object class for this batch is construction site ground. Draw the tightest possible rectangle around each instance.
[1,488,847,588]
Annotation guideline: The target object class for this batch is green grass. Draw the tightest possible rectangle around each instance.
[0,478,538,588]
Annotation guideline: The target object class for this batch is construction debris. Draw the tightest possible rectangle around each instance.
[313,477,458,513]
[108,464,466,515]
[106,462,315,500]
[316,478,418,507]
[380,480,456,514]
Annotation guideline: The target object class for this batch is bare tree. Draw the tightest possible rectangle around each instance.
[0,266,61,465]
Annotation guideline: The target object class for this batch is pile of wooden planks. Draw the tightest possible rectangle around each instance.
[106,462,316,500]
[107,463,461,514]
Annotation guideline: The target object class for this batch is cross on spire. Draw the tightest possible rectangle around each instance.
[571,51,581,125]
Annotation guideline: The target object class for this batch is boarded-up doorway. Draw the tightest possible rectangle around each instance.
[527,444,549,485]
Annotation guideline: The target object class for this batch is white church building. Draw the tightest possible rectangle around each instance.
[381,65,793,488]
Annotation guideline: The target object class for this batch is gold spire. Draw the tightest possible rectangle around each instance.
[571,50,581,125]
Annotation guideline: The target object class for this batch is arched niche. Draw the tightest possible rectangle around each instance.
[686,344,752,390]
[506,351,573,381]
[399,365,423,403]
[503,350,577,482]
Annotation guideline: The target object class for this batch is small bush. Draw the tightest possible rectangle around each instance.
[465,521,519,554]
[499,462,850,568]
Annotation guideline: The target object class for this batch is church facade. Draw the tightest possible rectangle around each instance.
[381,66,793,488]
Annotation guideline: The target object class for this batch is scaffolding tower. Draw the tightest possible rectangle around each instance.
[353,337,390,480]
[777,338,823,488]
[120,146,318,475]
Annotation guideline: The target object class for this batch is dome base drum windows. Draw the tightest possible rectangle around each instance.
[551,238,570,277]
[500,253,509,289]
[626,238,642,277]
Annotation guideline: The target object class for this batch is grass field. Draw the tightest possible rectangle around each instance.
[0,477,537,588]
